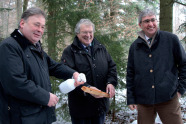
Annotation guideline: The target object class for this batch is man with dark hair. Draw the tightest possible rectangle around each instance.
[0,7,84,124]
[126,8,186,124]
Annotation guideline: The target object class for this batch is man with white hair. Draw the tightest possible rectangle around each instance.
[61,19,118,124]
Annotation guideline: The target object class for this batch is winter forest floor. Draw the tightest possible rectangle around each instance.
[104,92,186,124]
[104,98,186,124]
[53,90,186,124]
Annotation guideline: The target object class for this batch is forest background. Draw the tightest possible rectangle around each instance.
[0,0,185,123]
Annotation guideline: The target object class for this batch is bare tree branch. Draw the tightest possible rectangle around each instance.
[174,0,186,6]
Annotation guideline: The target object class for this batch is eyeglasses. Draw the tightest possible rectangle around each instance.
[80,31,93,35]
[142,18,157,24]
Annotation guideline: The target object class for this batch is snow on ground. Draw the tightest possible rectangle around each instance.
[53,89,186,124]
[104,89,186,124]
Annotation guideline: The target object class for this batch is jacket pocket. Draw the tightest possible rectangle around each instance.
[157,71,178,99]
[160,71,177,88]
[20,104,42,116]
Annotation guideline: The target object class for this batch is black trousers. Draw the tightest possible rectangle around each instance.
[71,113,106,124]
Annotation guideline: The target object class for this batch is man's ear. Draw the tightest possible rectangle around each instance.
[138,23,142,29]
[19,19,25,29]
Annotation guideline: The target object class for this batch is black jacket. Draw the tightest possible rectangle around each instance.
[126,30,186,105]
[0,29,75,124]
[61,36,117,118]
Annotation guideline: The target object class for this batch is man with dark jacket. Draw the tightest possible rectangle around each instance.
[126,8,186,124]
[61,19,118,124]
[0,7,84,124]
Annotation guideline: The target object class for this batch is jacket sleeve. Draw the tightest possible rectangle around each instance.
[0,42,49,105]
[173,35,186,95]
[61,46,91,88]
[126,44,136,105]
[45,52,75,80]
[61,46,75,68]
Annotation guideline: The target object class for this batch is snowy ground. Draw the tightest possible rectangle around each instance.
[104,99,186,124]
[105,89,186,124]
[53,89,186,124]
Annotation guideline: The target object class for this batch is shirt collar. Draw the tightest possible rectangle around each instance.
[17,29,39,46]
[81,43,92,48]
[145,35,150,41]
[18,29,23,36]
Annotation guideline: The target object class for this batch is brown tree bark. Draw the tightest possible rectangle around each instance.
[16,0,22,22]
[23,0,29,12]
[160,0,174,32]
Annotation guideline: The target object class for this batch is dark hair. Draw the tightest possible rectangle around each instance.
[18,7,46,28]
[138,8,156,24]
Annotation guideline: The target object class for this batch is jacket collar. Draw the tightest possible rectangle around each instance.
[72,36,102,50]
[72,36,85,50]
[10,29,41,50]
[137,30,160,45]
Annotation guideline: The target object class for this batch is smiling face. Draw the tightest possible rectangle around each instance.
[19,14,45,44]
[77,24,94,46]
[139,15,158,38]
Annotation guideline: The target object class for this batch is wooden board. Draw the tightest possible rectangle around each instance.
[81,86,110,98]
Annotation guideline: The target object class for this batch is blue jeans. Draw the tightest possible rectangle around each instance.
[71,113,106,124]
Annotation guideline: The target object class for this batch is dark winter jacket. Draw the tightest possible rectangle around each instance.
[0,29,75,124]
[127,30,186,105]
[61,36,117,118]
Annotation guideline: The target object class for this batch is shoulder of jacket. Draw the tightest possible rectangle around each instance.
[159,30,177,37]
[131,38,141,46]
[159,30,179,44]
[65,44,85,54]
[93,39,105,49]
[94,43,107,53]
[97,43,105,48]
[0,37,20,48]
[64,45,71,51]
[63,45,73,55]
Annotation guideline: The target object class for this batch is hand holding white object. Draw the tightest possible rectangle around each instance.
[59,73,86,94]
[77,73,86,82]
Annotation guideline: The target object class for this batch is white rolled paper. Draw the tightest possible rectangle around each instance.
[59,79,75,94]
[59,73,86,94]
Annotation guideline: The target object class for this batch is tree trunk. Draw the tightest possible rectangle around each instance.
[16,0,22,24]
[46,2,57,60]
[108,0,118,121]
[6,0,12,38]
[23,0,29,12]
[0,2,5,39]
[159,0,173,32]
[44,0,58,94]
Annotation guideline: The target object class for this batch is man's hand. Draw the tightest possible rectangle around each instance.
[177,92,181,98]
[106,84,115,98]
[47,93,59,107]
[128,104,137,110]
[72,72,85,87]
